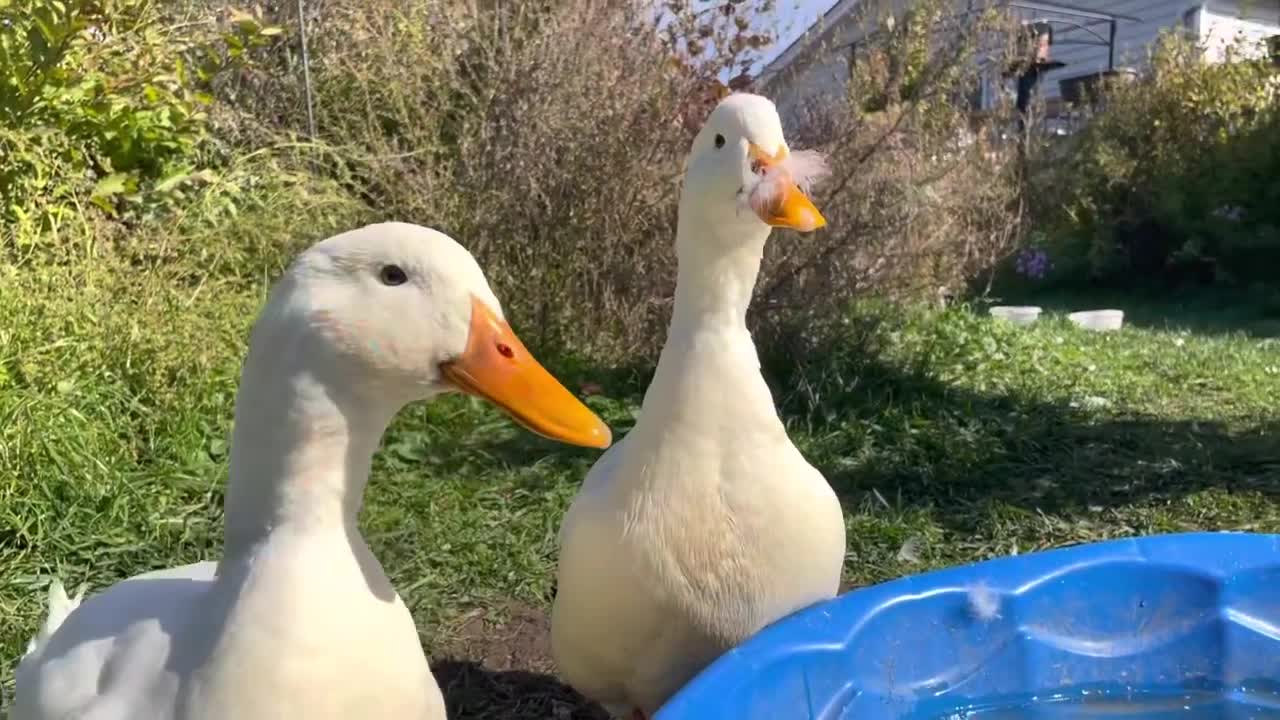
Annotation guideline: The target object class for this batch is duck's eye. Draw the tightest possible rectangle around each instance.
[379,264,408,286]
[714,134,725,149]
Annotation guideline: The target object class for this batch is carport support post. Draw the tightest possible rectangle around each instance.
[1108,18,1116,71]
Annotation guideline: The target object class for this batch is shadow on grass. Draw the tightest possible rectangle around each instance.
[396,334,1280,535]
[782,355,1280,534]
[384,290,1280,540]
[758,306,1279,531]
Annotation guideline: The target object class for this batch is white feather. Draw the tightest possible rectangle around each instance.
[749,148,830,216]
[967,581,1002,622]
[23,578,84,659]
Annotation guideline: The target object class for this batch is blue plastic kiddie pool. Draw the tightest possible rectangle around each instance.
[655,532,1280,719]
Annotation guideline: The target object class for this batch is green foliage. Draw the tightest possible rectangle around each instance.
[850,3,944,114]
[1045,31,1280,286]
[0,0,279,248]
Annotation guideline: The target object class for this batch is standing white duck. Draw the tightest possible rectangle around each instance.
[12,222,612,720]
[550,92,848,719]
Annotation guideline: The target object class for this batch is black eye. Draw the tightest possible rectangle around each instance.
[379,264,408,286]
[714,134,725,149]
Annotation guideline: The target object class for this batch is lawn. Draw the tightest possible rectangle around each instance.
[2,265,1279,718]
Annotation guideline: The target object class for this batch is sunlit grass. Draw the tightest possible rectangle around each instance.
[3,226,1278,709]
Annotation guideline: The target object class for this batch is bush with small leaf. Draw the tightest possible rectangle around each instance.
[0,0,279,252]
[1040,31,1280,286]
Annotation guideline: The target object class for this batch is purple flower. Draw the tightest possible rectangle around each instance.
[1015,248,1051,280]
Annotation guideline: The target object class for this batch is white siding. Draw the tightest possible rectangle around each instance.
[760,0,910,125]
[1199,0,1280,62]
[1027,1,1203,101]
[762,0,1280,119]
[771,53,851,128]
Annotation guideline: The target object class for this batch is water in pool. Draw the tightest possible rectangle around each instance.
[925,688,1280,719]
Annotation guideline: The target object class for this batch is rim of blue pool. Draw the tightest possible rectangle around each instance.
[655,531,1280,720]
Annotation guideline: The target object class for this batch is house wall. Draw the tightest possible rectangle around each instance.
[762,0,1280,121]
[1199,0,1280,62]
[770,52,851,128]
[1022,0,1279,105]
[760,0,910,127]
[1031,0,1197,101]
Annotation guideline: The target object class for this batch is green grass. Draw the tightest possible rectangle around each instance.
[2,239,1279,716]
[770,303,1279,577]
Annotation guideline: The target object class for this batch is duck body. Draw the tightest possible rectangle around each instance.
[553,98,846,715]
[15,541,441,720]
[552,318,845,713]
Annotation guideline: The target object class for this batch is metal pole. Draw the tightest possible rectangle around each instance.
[296,0,317,137]
[1107,18,1116,71]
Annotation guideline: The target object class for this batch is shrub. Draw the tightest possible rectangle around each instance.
[1041,31,1280,287]
[0,0,278,252]
[212,0,1027,357]
[200,0,776,358]
[5,0,1029,359]
[753,0,1026,341]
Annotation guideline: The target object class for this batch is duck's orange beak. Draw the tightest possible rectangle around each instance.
[748,143,826,233]
[440,296,612,449]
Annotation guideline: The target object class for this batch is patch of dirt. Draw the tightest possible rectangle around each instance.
[431,600,610,720]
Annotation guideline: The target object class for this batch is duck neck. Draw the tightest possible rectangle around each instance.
[669,208,770,340]
[628,206,783,456]
[220,335,397,565]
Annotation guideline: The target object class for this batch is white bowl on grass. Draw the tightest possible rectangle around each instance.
[989,305,1042,326]
[1068,309,1124,331]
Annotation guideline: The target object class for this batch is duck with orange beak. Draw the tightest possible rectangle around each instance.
[14,222,610,720]
[551,93,848,719]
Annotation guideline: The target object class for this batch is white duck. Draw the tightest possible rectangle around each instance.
[12,222,612,720]
[550,93,847,719]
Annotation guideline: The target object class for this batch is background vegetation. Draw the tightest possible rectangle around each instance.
[1029,31,1280,290]
[2,0,1277,717]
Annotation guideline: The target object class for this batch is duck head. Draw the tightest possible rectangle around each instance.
[680,92,829,236]
[253,222,612,450]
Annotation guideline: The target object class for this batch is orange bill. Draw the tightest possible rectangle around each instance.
[749,143,827,233]
[440,296,612,450]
